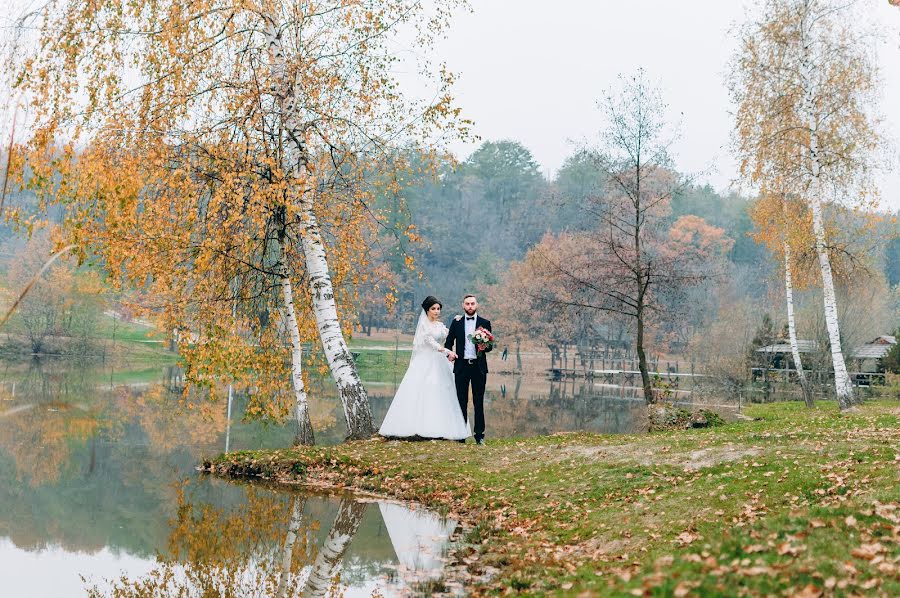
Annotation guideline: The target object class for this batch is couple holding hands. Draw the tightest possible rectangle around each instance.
[379,294,494,445]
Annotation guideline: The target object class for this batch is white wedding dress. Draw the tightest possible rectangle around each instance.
[379,312,471,440]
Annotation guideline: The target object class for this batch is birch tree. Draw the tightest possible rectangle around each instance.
[730,0,882,409]
[750,194,815,406]
[8,0,470,442]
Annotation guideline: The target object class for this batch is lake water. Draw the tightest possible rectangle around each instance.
[0,358,656,597]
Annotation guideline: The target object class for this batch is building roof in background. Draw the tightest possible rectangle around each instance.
[756,340,818,354]
[852,335,897,360]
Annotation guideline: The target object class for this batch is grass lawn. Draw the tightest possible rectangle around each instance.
[349,348,410,382]
[347,336,410,349]
[95,316,160,343]
[205,400,900,596]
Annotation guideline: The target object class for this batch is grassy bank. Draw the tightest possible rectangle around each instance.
[204,401,899,596]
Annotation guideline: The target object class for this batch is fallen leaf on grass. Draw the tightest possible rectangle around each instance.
[859,578,881,589]
[850,543,884,560]
[740,565,775,576]
[654,555,674,568]
[874,501,898,523]
[676,531,699,546]
[673,581,698,597]
[793,584,822,598]
[777,542,805,557]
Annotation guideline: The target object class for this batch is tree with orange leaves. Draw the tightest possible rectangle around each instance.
[7,1,471,443]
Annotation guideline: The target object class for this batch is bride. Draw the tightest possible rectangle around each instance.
[379,296,471,441]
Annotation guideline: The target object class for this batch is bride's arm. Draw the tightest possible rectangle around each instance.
[425,324,457,359]
[424,332,449,354]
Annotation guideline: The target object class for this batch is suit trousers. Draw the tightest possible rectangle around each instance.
[455,360,486,441]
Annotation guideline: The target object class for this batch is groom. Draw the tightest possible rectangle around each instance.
[444,294,492,445]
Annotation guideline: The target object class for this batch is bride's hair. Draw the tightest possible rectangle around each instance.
[421,295,441,313]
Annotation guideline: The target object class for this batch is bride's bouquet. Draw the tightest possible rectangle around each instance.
[468,327,495,355]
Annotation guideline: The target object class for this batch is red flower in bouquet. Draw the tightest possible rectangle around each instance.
[468,326,495,355]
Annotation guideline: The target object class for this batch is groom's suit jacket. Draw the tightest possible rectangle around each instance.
[444,315,492,375]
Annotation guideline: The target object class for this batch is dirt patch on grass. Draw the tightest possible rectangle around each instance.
[681,446,762,470]
[557,442,762,471]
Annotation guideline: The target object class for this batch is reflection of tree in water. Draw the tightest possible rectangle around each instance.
[114,385,226,454]
[85,486,314,597]
[7,357,94,402]
[0,364,449,594]
[0,360,99,486]
[302,498,367,597]
[84,487,372,598]
[485,380,645,437]
[275,497,306,598]
[0,404,98,486]
[0,362,231,487]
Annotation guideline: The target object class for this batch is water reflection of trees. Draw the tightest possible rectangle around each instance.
[0,360,100,486]
[485,380,646,437]
[81,486,313,597]
[0,362,230,488]
[0,363,239,555]
[83,486,388,598]
[302,498,367,597]
[67,480,457,598]
[1,357,95,402]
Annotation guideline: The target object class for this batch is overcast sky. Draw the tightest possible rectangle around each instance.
[4,0,899,209]
[415,0,900,210]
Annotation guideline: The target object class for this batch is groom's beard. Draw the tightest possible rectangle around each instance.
[464,308,476,316]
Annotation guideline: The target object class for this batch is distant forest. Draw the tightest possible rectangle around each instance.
[360,140,899,355]
[2,139,898,361]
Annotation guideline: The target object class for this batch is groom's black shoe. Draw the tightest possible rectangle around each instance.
[475,438,485,446]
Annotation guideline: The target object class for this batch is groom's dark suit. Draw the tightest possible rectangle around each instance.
[444,314,492,442]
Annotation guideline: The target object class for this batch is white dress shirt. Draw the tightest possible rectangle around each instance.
[464,313,477,359]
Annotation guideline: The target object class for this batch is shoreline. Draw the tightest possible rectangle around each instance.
[202,472,489,594]
[202,400,900,596]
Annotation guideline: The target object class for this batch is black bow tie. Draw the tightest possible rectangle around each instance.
[466,316,475,320]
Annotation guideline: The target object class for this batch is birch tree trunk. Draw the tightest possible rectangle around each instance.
[265,14,376,440]
[276,496,307,598]
[807,188,854,407]
[297,195,376,439]
[302,498,367,597]
[280,242,315,446]
[799,9,854,408]
[783,241,814,407]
